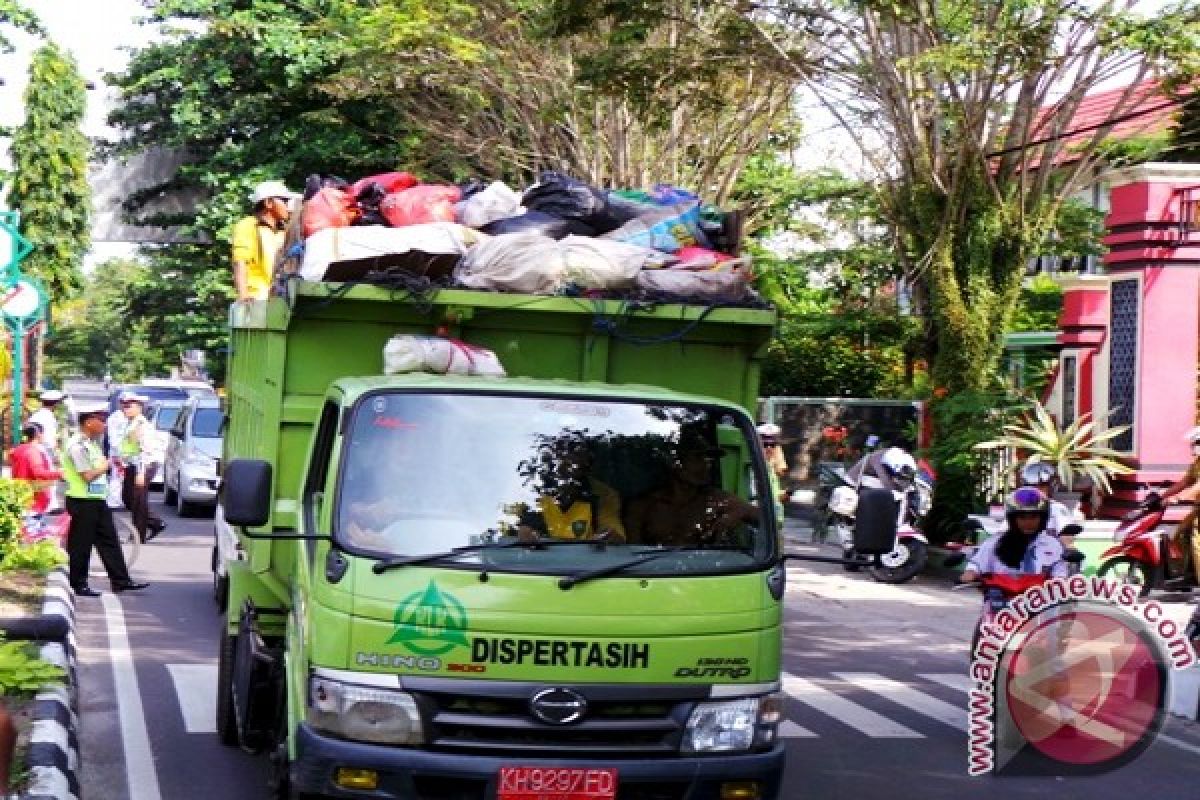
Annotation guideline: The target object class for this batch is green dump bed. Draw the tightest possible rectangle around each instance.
[226,281,777,529]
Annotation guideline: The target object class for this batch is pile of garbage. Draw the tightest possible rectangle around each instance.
[275,171,761,306]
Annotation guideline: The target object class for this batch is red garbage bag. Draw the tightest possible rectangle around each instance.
[381,185,462,227]
[350,171,419,196]
[303,187,359,238]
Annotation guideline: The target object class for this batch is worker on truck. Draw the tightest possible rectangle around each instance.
[231,180,300,302]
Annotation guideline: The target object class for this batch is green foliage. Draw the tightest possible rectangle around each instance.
[0,633,63,696]
[0,540,66,573]
[924,390,1022,542]
[976,401,1133,494]
[0,0,42,52]
[1009,275,1064,333]
[0,480,31,561]
[45,251,231,383]
[7,42,90,299]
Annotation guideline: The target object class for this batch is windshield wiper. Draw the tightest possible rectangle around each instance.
[557,552,675,590]
[372,538,528,574]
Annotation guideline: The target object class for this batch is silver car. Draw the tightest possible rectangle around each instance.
[163,395,224,516]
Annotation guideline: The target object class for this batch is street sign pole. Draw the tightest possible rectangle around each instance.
[0,212,41,446]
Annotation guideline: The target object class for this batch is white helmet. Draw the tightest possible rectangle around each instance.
[1186,426,1200,444]
[1020,461,1057,486]
[756,423,782,438]
[881,447,917,480]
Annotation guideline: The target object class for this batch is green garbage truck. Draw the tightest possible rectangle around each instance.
[215,280,800,799]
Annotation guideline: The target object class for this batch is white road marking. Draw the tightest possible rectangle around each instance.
[920,673,974,693]
[102,593,163,800]
[166,664,217,733]
[782,672,923,737]
[835,672,968,732]
[778,720,817,738]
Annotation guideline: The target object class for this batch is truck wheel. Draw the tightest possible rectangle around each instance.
[216,631,240,746]
[213,568,229,611]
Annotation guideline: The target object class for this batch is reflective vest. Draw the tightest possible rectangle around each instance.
[62,434,107,499]
[119,416,147,461]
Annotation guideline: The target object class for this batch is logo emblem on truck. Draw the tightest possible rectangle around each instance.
[530,688,588,725]
[388,581,470,656]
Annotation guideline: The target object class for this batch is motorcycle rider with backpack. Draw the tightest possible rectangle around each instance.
[845,446,918,494]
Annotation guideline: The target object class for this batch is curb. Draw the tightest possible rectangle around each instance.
[19,569,79,800]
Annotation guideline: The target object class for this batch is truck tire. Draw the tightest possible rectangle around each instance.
[217,631,240,746]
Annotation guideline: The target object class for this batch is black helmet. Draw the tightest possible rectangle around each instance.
[1005,486,1049,531]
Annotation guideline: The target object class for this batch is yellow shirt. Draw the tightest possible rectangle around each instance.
[531,480,625,540]
[231,216,285,299]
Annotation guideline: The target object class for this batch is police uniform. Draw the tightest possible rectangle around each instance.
[64,403,143,595]
[116,395,165,541]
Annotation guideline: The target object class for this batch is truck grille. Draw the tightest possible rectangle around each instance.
[409,680,702,756]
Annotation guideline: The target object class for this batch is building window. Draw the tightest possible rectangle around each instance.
[1108,279,1139,452]
[1062,355,1077,428]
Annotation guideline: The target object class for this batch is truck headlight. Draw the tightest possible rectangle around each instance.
[309,676,425,745]
[681,694,782,753]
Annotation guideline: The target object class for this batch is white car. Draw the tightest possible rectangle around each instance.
[144,401,185,490]
[163,395,224,516]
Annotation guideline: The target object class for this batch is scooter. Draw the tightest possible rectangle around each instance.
[945,550,1085,654]
[1097,491,1193,597]
[824,465,931,584]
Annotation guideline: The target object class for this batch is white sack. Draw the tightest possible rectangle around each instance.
[559,236,665,290]
[456,182,524,228]
[383,335,507,377]
[300,223,485,281]
[454,233,566,294]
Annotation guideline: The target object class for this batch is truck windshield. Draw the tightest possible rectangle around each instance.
[335,393,775,576]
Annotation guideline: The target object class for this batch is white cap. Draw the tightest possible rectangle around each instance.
[75,401,109,418]
[250,180,300,205]
[757,423,782,438]
[39,389,64,402]
[119,390,149,404]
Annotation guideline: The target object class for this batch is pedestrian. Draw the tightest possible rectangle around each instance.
[28,389,63,457]
[62,403,148,597]
[9,422,61,513]
[114,392,166,542]
[232,180,300,303]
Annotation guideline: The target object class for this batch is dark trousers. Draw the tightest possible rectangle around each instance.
[66,496,133,589]
[122,464,163,542]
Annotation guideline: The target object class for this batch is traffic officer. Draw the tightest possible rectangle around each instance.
[63,402,148,597]
[116,391,166,542]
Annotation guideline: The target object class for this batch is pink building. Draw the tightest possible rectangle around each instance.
[1044,163,1200,515]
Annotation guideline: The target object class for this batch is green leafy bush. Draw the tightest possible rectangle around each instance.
[0,633,63,696]
[0,480,33,563]
[0,540,66,574]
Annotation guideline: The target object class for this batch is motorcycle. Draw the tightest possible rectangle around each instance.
[1097,489,1193,597]
[945,550,1085,654]
[822,463,932,584]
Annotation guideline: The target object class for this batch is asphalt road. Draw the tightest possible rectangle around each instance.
[71,498,1200,799]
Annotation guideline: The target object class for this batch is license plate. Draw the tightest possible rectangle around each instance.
[497,767,617,800]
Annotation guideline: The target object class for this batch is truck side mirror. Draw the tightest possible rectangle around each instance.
[853,488,898,555]
[224,459,272,527]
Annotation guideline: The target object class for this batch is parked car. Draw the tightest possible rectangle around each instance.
[143,400,186,490]
[106,384,190,414]
[140,377,217,399]
[163,395,223,516]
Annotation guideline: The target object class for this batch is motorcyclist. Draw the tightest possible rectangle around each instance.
[1160,426,1200,584]
[961,487,1069,583]
[1018,462,1081,549]
[845,445,917,493]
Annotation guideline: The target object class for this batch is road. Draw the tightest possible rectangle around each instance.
[72,498,1200,799]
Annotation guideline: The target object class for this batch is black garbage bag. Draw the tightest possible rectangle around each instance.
[354,181,389,227]
[303,174,350,202]
[521,171,637,234]
[481,210,595,239]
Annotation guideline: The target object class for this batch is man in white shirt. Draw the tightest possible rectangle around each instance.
[28,390,63,456]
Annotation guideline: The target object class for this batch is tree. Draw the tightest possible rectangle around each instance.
[7,42,90,298]
[0,1,41,54]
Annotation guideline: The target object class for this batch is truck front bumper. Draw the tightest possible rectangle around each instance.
[293,723,785,799]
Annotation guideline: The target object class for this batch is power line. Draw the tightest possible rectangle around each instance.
[985,96,1183,159]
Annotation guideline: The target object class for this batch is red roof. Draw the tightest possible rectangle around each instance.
[1023,80,1180,169]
